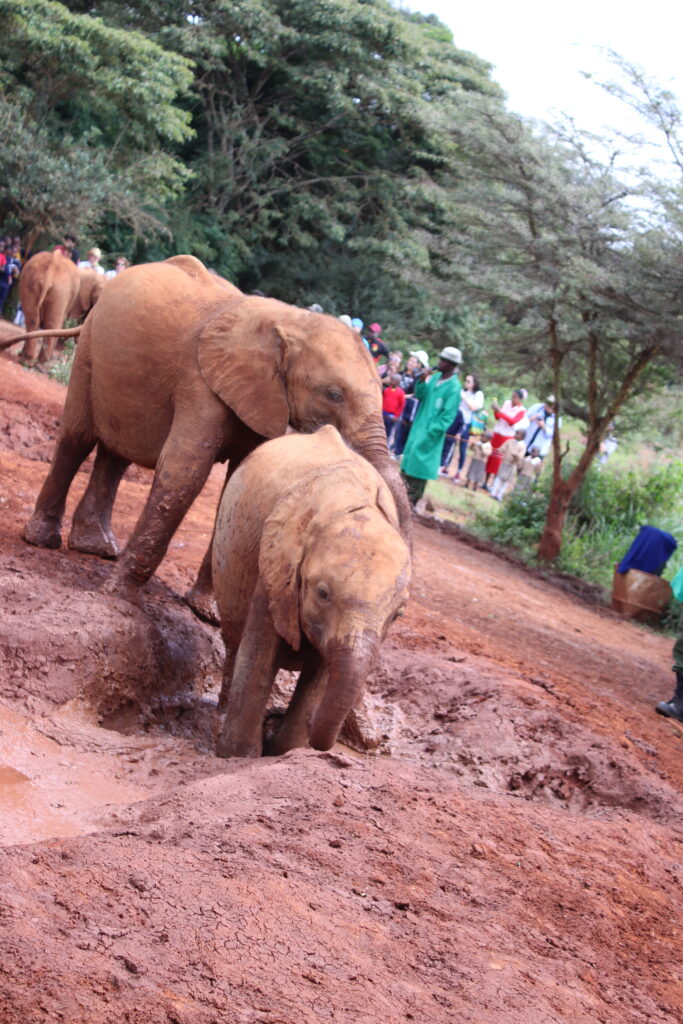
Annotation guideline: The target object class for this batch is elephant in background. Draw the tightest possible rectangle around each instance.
[70,268,107,322]
[213,425,411,757]
[18,251,80,365]
[22,255,411,617]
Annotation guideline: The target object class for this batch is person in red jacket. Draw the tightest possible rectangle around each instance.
[485,388,528,488]
[382,373,406,443]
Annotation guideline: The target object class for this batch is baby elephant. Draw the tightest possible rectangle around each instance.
[213,425,411,757]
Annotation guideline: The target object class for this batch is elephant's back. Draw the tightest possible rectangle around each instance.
[87,260,234,465]
[20,251,78,303]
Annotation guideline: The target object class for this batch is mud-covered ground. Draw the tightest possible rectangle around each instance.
[0,339,681,1024]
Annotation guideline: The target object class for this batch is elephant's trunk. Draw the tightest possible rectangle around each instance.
[351,424,412,543]
[309,632,380,751]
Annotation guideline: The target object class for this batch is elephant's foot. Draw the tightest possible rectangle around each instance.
[68,519,121,559]
[184,584,220,626]
[22,513,62,549]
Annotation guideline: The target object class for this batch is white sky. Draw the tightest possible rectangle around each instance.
[405,0,683,163]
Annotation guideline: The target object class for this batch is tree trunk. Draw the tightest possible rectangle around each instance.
[537,332,658,563]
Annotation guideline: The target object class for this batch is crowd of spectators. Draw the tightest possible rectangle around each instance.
[338,313,559,509]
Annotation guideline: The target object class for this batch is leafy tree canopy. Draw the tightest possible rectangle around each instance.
[0,0,193,239]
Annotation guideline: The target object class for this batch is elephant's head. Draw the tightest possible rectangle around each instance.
[259,459,411,750]
[197,297,412,539]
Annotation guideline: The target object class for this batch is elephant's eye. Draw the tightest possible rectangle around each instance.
[316,583,331,602]
[325,387,344,404]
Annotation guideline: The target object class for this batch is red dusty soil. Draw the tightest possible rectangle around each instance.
[0,349,681,1024]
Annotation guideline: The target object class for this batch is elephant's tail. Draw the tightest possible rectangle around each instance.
[0,326,83,352]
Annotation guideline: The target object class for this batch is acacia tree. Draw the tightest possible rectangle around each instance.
[445,96,683,560]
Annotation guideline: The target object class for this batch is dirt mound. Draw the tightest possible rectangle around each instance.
[0,352,682,1024]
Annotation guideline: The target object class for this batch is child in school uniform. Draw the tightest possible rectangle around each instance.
[517,446,543,491]
[490,427,526,501]
[465,432,493,491]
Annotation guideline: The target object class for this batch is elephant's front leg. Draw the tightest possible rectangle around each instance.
[264,653,328,756]
[216,579,281,758]
[106,425,221,597]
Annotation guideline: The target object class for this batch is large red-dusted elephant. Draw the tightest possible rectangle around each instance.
[20,255,411,618]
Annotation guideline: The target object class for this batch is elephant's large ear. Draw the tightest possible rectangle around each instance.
[198,298,290,439]
[259,486,307,651]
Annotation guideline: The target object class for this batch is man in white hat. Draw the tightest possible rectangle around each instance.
[400,346,462,507]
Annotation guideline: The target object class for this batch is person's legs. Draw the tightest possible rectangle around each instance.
[656,606,683,720]
[490,475,504,500]
[392,419,409,455]
[401,473,427,507]
[454,425,471,479]
[440,435,456,473]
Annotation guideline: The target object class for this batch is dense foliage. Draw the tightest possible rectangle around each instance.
[1,0,502,345]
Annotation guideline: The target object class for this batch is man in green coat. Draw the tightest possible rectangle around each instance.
[401,346,462,507]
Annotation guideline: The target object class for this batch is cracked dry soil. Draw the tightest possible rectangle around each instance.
[0,344,681,1023]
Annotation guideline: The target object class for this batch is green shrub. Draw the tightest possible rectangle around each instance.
[477,462,683,592]
[47,341,76,386]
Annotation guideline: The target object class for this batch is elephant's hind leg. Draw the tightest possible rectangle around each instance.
[68,444,130,558]
[23,433,95,549]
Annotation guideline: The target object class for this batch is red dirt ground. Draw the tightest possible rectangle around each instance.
[0,344,681,1024]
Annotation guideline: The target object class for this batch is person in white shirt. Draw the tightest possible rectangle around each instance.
[440,373,484,480]
[78,247,105,275]
[105,256,130,279]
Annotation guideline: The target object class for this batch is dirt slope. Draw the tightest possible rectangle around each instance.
[0,351,681,1024]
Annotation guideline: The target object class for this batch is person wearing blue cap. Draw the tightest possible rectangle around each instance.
[351,317,370,350]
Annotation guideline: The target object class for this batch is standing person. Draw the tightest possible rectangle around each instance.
[392,351,428,456]
[78,247,105,274]
[655,607,683,722]
[53,234,80,264]
[465,432,493,491]
[382,373,406,441]
[105,256,130,279]
[440,373,485,480]
[0,240,12,315]
[400,347,463,507]
[485,388,527,489]
[524,395,557,458]
[489,427,526,501]
[367,322,389,363]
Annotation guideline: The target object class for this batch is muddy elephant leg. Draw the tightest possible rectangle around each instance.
[185,541,216,621]
[185,460,235,624]
[23,434,96,549]
[68,445,130,558]
[216,580,281,758]
[264,654,328,756]
[106,429,220,597]
[18,313,41,366]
